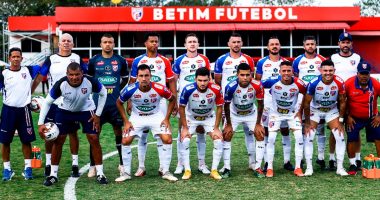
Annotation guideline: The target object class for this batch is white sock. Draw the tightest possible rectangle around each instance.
[305,129,316,169]
[25,159,32,169]
[196,133,206,166]
[244,126,255,166]
[51,165,59,177]
[355,153,361,161]
[255,140,265,170]
[332,129,346,170]
[182,137,191,171]
[317,124,326,160]
[157,138,163,169]
[161,143,172,174]
[4,161,11,170]
[72,154,78,166]
[267,132,278,169]
[349,158,356,166]
[211,139,223,170]
[95,165,104,176]
[282,135,291,163]
[294,130,304,169]
[137,133,148,168]
[122,145,132,175]
[264,135,268,163]
[176,132,182,166]
[223,141,232,170]
[46,153,51,166]
[329,153,336,161]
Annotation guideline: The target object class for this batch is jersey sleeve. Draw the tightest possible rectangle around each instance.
[130,56,142,78]
[211,84,224,106]
[152,82,173,99]
[40,56,51,76]
[214,55,226,74]
[119,83,138,103]
[161,56,174,80]
[334,76,346,95]
[295,77,307,94]
[261,77,277,89]
[27,65,41,79]
[0,70,4,89]
[199,54,211,70]
[179,83,196,106]
[172,55,184,75]
[80,58,88,74]
[292,55,302,75]
[119,56,129,78]
[243,54,255,72]
[87,56,96,76]
[224,80,238,102]
[86,75,103,93]
[50,77,65,99]
[252,80,264,100]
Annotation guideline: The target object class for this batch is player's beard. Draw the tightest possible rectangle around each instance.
[270,48,279,55]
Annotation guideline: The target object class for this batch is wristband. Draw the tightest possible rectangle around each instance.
[339,117,344,123]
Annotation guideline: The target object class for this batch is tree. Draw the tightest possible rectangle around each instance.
[165,0,232,6]
[355,0,380,16]
[242,0,315,6]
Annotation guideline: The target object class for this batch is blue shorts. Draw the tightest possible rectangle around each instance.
[100,104,123,127]
[346,117,380,142]
[0,104,36,144]
[55,108,97,134]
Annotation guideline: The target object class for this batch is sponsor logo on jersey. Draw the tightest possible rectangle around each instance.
[140,60,148,64]
[131,7,144,21]
[206,93,213,98]
[225,61,233,65]
[237,111,252,116]
[151,75,162,82]
[315,61,321,64]
[276,100,292,107]
[235,103,253,110]
[192,108,212,114]
[309,65,315,69]
[196,59,203,63]
[105,66,111,71]
[331,86,337,90]
[182,60,189,64]
[236,89,241,94]
[136,106,155,112]
[149,94,157,98]
[155,60,163,64]
[240,60,247,63]
[227,76,237,82]
[265,63,271,67]
[248,88,253,92]
[97,61,105,66]
[81,88,88,94]
[301,61,307,65]
[302,75,317,82]
[289,88,297,92]
[317,86,323,90]
[319,101,335,106]
[98,76,117,85]
[184,74,195,82]
[275,85,282,90]
[111,60,118,65]
[134,94,141,98]
[193,93,199,98]
[113,65,118,72]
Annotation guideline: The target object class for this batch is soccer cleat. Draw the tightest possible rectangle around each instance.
[71,165,80,178]
[2,169,15,181]
[115,172,131,182]
[43,176,58,186]
[356,160,362,171]
[134,167,146,177]
[304,168,314,176]
[221,168,231,179]
[329,160,337,171]
[218,166,226,173]
[283,161,295,171]
[174,165,184,175]
[198,165,211,174]
[87,166,96,178]
[316,159,326,170]
[118,165,124,176]
[210,170,222,180]
[348,165,357,176]
[182,170,192,180]
[263,162,268,173]
[162,172,178,182]
[22,167,33,180]
[294,168,305,177]
[248,163,255,171]
[44,165,51,177]
[266,169,274,178]
[253,168,265,178]
[336,168,349,176]
[300,159,305,169]
[96,175,109,184]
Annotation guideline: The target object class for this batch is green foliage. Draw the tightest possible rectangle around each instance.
[355,0,380,16]
[250,0,315,6]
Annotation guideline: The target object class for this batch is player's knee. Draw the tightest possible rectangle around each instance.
[223,134,233,142]
[255,133,264,141]
[161,135,172,144]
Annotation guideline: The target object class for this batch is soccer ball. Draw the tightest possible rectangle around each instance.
[44,122,59,141]
[30,96,45,113]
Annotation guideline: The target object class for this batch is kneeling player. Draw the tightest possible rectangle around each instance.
[115,64,177,182]
[179,67,224,180]
[222,63,265,178]
[303,60,348,176]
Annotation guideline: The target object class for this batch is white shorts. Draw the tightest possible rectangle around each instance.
[268,113,302,132]
[187,114,215,135]
[160,99,167,116]
[310,107,339,124]
[231,114,257,132]
[262,107,288,128]
[128,112,171,139]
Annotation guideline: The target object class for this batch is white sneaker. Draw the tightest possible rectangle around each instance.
[174,165,184,175]
[198,165,211,174]
[219,166,226,173]
[304,168,313,176]
[336,168,349,176]
[115,172,131,182]
[248,163,255,171]
[134,167,146,177]
[118,165,124,176]
[87,166,96,178]
[162,172,178,182]
[158,167,164,176]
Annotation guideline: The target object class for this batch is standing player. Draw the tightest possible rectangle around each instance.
[345,61,380,175]
[179,67,224,180]
[293,35,327,169]
[32,33,84,177]
[115,64,177,182]
[214,32,256,175]
[0,48,39,181]
[129,32,177,176]
[223,63,265,178]
[86,33,128,177]
[255,36,294,172]
[172,33,211,175]
[262,61,306,177]
[330,32,362,169]
[303,60,348,176]
[38,62,108,186]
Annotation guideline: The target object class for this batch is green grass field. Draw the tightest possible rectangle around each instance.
[1,100,380,199]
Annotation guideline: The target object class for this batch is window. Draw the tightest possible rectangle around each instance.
[21,39,41,52]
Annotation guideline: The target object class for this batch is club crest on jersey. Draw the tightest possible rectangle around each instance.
[113,65,118,72]
[70,59,76,63]
[330,91,336,96]
[97,61,104,66]
[248,93,254,98]
[131,7,143,21]
[208,98,213,104]
[21,73,27,79]
[269,121,274,128]
[350,60,356,66]
[81,88,88,94]
[151,98,157,103]
[27,127,33,135]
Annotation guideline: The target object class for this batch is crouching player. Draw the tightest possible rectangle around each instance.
[262,61,306,177]
[115,64,177,182]
[38,62,109,186]
[179,67,224,180]
[222,63,265,178]
[303,60,348,176]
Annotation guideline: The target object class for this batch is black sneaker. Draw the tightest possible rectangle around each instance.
[356,160,362,171]
[44,165,51,177]
[348,164,357,175]
[283,161,295,171]
[43,176,58,186]
[329,160,337,171]
[263,162,268,173]
[71,165,80,177]
[316,159,326,170]
[221,168,231,179]
[96,175,108,184]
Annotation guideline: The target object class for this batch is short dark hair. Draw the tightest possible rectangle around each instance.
[230,32,242,39]
[144,32,160,42]
[268,35,279,44]
[137,64,151,74]
[102,33,114,39]
[303,35,316,43]
[9,47,22,56]
[195,67,210,78]
[67,62,82,72]
[185,33,198,42]
[320,59,335,68]
[280,61,292,68]
[237,63,251,73]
